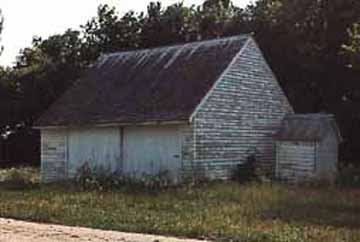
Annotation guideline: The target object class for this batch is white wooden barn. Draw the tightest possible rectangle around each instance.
[35,35,293,183]
[275,114,342,183]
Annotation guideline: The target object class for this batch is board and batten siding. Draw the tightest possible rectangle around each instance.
[189,38,293,180]
[67,127,121,178]
[122,125,183,182]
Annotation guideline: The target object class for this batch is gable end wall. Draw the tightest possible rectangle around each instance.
[191,38,293,179]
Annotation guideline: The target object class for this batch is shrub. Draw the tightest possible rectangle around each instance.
[139,170,173,189]
[336,163,360,187]
[74,162,175,191]
[0,167,39,189]
[74,162,124,191]
[232,154,258,183]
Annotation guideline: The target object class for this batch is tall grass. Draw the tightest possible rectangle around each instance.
[0,168,359,242]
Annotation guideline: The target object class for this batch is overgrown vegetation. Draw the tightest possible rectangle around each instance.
[74,162,175,191]
[336,163,360,187]
[0,167,39,189]
[232,154,260,183]
[0,168,359,242]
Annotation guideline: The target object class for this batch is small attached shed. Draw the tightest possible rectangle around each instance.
[275,114,342,183]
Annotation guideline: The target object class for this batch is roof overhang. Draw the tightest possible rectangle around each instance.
[33,120,189,130]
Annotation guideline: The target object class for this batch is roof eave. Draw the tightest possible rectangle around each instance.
[33,119,189,130]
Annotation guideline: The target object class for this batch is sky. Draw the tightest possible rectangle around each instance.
[0,0,251,67]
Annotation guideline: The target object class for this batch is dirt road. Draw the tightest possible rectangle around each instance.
[0,218,209,242]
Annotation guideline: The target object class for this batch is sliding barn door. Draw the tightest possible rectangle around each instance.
[123,125,182,181]
[67,127,121,177]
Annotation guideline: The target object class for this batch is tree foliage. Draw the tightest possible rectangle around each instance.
[1,0,360,163]
[0,9,15,130]
[343,23,360,69]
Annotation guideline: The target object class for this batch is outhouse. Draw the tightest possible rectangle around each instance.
[275,114,342,183]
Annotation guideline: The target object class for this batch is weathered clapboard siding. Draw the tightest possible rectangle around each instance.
[276,141,317,182]
[41,129,67,183]
[179,124,196,180]
[190,38,293,180]
[275,114,341,183]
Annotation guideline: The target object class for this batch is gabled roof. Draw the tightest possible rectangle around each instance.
[35,35,250,127]
[276,114,342,142]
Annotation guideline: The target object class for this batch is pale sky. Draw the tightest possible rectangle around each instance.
[0,0,251,67]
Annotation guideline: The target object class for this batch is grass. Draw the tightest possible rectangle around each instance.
[0,168,359,241]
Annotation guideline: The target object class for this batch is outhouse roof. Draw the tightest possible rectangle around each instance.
[276,114,342,142]
[35,35,250,127]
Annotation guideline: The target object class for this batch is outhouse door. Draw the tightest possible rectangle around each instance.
[276,141,316,182]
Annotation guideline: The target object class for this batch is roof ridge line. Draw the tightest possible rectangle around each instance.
[101,34,252,58]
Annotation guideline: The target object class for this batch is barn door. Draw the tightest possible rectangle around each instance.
[67,127,121,177]
[123,125,182,181]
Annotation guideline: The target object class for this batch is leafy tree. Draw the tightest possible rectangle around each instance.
[13,30,88,124]
[82,4,143,56]
[140,2,198,46]
[0,10,16,131]
[82,2,198,51]
[343,23,360,69]
[198,0,236,38]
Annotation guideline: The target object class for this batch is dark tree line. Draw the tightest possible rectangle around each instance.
[0,0,360,164]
